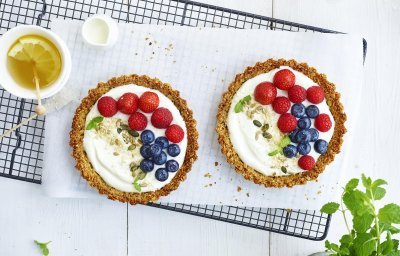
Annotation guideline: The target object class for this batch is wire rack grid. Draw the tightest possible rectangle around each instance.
[0,0,366,240]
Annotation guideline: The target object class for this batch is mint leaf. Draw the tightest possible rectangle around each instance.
[372,179,388,188]
[279,135,291,148]
[268,150,279,156]
[353,213,374,233]
[34,240,51,256]
[379,204,400,224]
[343,190,372,216]
[234,95,251,113]
[382,232,394,255]
[133,182,141,192]
[345,178,359,191]
[320,202,340,214]
[353,233,376,256]
[243,95,251,102]
[339,234,353,245]
[86,116,104,130]
[372,187,386,200]
[361,173,372,188]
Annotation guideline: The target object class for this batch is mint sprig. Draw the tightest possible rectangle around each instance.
[34,240,51,256]
[133,175,141,192]
[268,135,290,157]
[234,95,251,113]
[86,116,104,130]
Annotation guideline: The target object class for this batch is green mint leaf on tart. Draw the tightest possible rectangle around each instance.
[243,95,251,102]
[268,150,279,156]
[133,182,141,192]
[320,202,340,214]
[234,95,251,113]
[268,136,290,157]
[279,135,291,148]
[86,116,104,130]
[34,240,51,256]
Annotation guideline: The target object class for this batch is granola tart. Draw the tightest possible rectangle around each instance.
[70,74,198,204]
[216,59,346,188]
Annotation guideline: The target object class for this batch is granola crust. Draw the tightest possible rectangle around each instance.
[216,59,346,188]
[70,75,199,204]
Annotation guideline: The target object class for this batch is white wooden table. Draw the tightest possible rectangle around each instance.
[1,0,400,255]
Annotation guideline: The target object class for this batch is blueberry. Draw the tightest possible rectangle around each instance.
[297,142,311,155]
[155,168,169,182]
[283,145,297,158]
[153,151,167,165]
[140,144,152,159]
[291,104,306,118]
[306,105,320,118]
[165,160,179,172]
[155,136,169,149]
[314,139,328,154]
[149,143,162,158]
[140,159,154,173]
[298,117,311,129]
[141,130,155,144]
[309,128,319,142]
[167,144,181,157]
[289,128,299,143]
[295,129,311,143]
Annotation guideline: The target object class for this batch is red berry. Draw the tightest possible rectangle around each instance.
[165,124,185,143]
[315,114,332,132]
[97,96,117,117]
[117,93,139,114]
[128,112,148,131]
[273,69,295,90]
[288,85,306,103]
[139,92,160,113]
[254,82,277,105]
[272,96,291,114]
[277,113,297,133]
[151,108,173,129]
[306,86,325,104]
[298,155,315,170]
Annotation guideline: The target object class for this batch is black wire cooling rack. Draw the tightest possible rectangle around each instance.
[0,0,367,240]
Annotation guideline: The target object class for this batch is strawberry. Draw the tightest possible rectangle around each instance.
[165,124,185,143]
[288,85,306,103]
[272,96,291,114]
[97,96,117,117]
[254,82,277,105]
[277,113,297,133]
[151,108,173,129]
[128,112,148,131]
[298,155,315,170]
[139,92,160,113]
[306,86,325,104]
[273,69,295,90]
[315,113,332,132]
[117,93,139,114]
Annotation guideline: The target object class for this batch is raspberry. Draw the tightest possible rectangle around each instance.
[277,113,297,133]
[272,96,291,114]
[151,108,173,129]
[254,82,277,105]
[273,69,295,90]
[288,85,306,103]
[128,112,148,131]
[306,86,325,104]
[298,155,315,170]
[97,96,117,117]
[117,93,139,114]
[315,114,332,132]
[139,92,160,113]
[165,124,185,143]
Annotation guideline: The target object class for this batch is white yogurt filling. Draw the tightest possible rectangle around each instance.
[83,84,187,192]
[227,66,334,176]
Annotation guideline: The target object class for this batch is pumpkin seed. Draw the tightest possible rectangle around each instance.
[137,172,147,180]
[128,130,139,137]
[128,145,136,151]
[253,120,262,127]
[117,128,122,134]
[281,166,288,174]
[113,152,119,156]
[262,124,269,131]
[263,132,272,139]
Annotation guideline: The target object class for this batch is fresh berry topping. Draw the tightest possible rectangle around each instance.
[254,82,277,105]
[140,144,151,159]
[165,124,185,143]
[297,142,311,155]
[298,117,311,129]
[298,155,315,170]
[155,168,169,182]
[151,107,173,129]
[97,96,117,117]
[140,130,155,144]
[277,113,297,133]
[140,159,154,173]
[117,93,139,114]
[272,96,291,114]
[273,69,295,90]
[309,128,319,142]
[149,143,162,158]
[306,86,325,104]
[155,136,169,149]
[153,151,167,165]
[165,160,179,172]
[314,139,328,154]
[289,128,299,143]
[139,91,160,113]
[288,85,306,103]
[283,144,297,158]
[306,105,319,118]
[315,114,332,132]
[128,112,147,131]
[291,103,306,118]
[295,129,312,143]
[167,144,181,157]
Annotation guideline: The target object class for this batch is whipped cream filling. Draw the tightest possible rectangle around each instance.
[227,66,334,176]
[83,84,187,193]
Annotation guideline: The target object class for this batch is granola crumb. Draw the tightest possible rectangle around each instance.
[317,190,322,195]
[204,172,212,178]
[214,161,218,166]
[237,186,242,192]
[246,193,250,197]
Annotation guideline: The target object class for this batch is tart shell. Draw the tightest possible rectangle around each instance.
[216,59,346,188]
[70,75,199,204]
